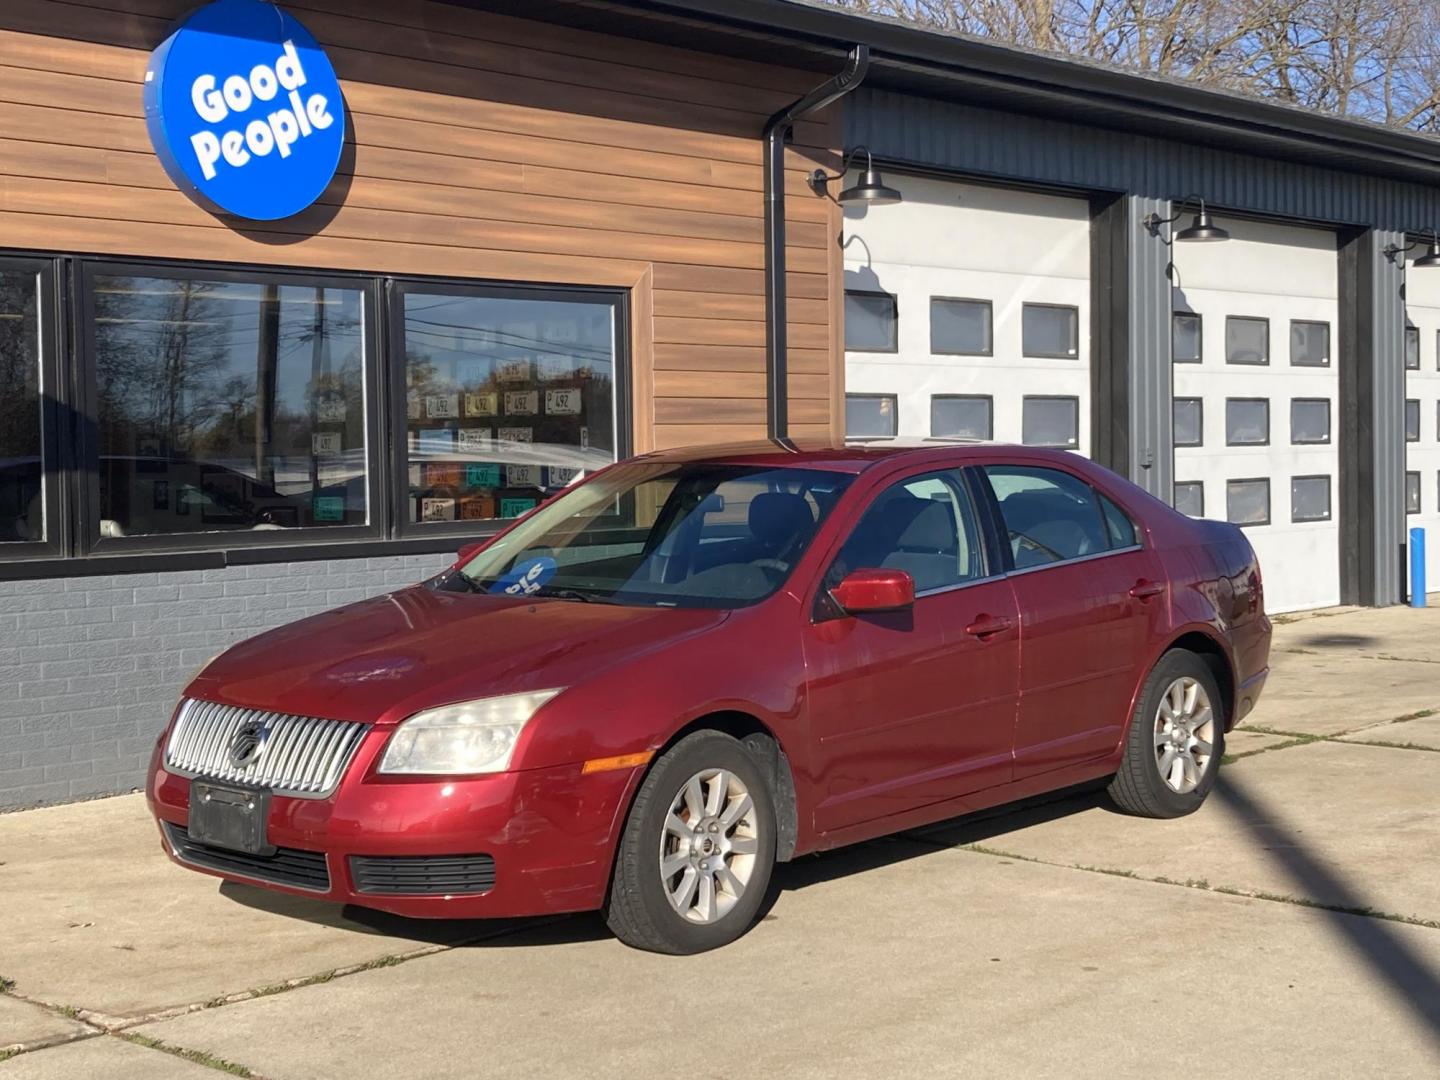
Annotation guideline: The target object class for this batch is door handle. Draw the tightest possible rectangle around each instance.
[1129,580,1165,601]
[965,614,1014,639]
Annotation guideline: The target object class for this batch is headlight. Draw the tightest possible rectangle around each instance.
[377,690,562,775]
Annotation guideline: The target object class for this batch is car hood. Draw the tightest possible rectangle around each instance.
[187,584,730,724]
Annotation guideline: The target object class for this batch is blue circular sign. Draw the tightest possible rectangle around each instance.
[488,557,559,597]
[144,0,345,221]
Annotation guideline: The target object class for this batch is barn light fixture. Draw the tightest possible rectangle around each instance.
[808,146,903,205]
[1144,196,1230,243]
[1385,231,1440,267]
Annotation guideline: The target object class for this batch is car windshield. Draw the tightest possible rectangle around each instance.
[454,461,853,608]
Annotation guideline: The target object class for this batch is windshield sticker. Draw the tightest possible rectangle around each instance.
[489,556,557,596]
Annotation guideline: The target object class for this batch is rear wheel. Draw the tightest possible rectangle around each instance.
[605,730,776,954]
[1108,649,1224,818]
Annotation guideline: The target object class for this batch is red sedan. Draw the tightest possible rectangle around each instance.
[148,440,1270,953]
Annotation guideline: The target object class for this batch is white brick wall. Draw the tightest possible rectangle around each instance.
[0,553,450,809]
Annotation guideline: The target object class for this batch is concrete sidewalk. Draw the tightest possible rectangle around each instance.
[4,604,1440,1076]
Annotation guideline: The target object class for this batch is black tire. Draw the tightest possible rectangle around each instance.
[605,730,777,954]
[1108,649,1226,818]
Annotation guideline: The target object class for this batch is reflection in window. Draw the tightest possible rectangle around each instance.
[1174,481,1205,518]
[846,394,897,437]
[930,298,992,355]
[1407,471,1422,515]
[1173,398,1203,447]
[845,291,897,352]
[830,470,982,593]
[1226,399,1269,445]
[1406,326,1421,370]
[1291,399,1331,444]
[1172,313,1202,363]
[930,395,991,440]
[1406,399,1421,442]
[983,464,1111,567]
[0,269,41,542]
[1225,317,1269,365]
[1290,321,1330,367]
[1021,304,1079,358]
[93,274,366,538]
[1291,476,1331,522]
[1227,479,1270,526]
[1021,396,1079,449]
[402,290,616,524]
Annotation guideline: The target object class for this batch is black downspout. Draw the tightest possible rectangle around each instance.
[763,44,869,441]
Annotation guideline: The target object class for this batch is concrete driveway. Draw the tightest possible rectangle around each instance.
[3,604,1440,1077]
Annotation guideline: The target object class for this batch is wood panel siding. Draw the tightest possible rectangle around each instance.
[0,0,845,451]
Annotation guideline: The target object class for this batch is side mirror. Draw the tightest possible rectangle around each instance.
[831,568,915,614]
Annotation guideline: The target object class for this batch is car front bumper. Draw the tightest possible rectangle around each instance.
[145,731,642,919]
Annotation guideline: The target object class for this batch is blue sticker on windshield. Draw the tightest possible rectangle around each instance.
[488,556,557,597]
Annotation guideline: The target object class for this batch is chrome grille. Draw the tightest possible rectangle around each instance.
[165,698,369,798]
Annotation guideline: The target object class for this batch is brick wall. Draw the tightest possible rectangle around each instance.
[0,553,450,810]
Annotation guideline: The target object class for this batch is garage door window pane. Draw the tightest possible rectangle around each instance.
[403,290,616,524]
[930,298,992,355]
[1173,398,1203,447]
[1174,481,1205,518]
[1226,399,1269,445]
[1291,399,1331,444]
[1406,399,1421,441]
[1226,317,1269,365]
[1172,313,1202,363]
[1021,396,1079,449]
[1407,471,1421,514]
[1291,476,1331,522]
[1022,304,1079,359]
[1406,326,1421,370]
[1290,321,1330,367]
[94,274,367,537]
[846,291,897,352]
[930,395,991,439]
[1227,479,1270,526]
[847,394,897,437]
[0,269,41,543]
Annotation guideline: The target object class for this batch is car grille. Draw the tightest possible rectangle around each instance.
[165,698,369,799]
[162,821,331,892]
[350,854,497,896]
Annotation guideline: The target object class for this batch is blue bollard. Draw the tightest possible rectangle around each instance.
[1412,527,1427,608]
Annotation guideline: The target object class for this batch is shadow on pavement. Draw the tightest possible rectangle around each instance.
[1295,633,1378,649]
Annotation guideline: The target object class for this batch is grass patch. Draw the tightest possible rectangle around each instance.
[0,1048,16,1064]
[1345,739,1440,754]
[1387,708,1436,723]
[118,1033,254,1077]
[0,975,14,994]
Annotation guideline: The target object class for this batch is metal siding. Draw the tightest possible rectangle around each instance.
[1128,196,1173,500]
[1372,231,1407,604]
[850,90,1440,233]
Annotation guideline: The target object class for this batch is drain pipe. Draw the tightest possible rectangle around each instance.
[764,45,869,440]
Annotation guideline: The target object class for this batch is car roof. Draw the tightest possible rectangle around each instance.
[634,436,1049,474]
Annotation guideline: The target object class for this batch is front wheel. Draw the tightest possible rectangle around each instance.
[1108,649,1224,818]
[605,731,777,954]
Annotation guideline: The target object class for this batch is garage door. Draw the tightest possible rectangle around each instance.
[1170,220,1340,613]
[1403,258,1440,597]
[842,176,1091,455]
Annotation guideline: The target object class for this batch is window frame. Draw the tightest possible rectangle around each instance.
[1021,395,1081,450]
[1290,398,1332,445]
[1405,398,1421,443]
[1172,312,1203,364]
[386,276,631,543]
[1173,480,1205,518]
[1288,319,1331,368]
[0,255,65,562]
[844,289,899,354]
[1172,397,1204,448]
[1226,477,1272,528]
[845,393,899,438]
[1290,474,1332,524]
[1406,471,1422,515]
[1406,325,1421,371]
[929,296,993,357]
[929,394,993,440]
[1225,397,1271,447]
[1224,316,1270,366]
[1020,302,1081,360]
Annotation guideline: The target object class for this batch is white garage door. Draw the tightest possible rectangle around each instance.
[1402,258,1440,597]
[1170,220,1340,613]
[842,177,1090,455]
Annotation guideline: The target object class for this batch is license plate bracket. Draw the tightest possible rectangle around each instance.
[188,781,273,856]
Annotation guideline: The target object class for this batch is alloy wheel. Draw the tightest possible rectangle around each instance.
[1153,676,1216,794]
[659,768,760,924]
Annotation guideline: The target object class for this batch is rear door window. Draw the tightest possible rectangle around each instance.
[982,465,1121,569]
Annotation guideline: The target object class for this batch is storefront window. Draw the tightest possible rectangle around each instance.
[400,289,616,524]
[92,273,366,537]
[0,269,42,542]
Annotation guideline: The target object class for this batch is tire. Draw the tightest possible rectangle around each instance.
[1108,649,1225,818]
[605,730,777,954]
